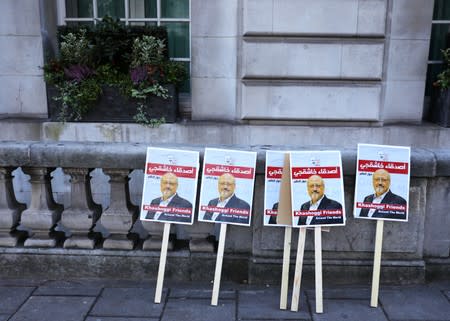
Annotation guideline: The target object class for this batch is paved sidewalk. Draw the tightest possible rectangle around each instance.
[0,278,449,321]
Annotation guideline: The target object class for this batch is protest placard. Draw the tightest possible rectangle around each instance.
[198,148,257,226]
[290,151,346,227]
[353,144,411,308]
[354,144,410,222]
[140,147,199,225]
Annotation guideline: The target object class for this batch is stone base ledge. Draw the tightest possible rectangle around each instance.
[0,248,435,285]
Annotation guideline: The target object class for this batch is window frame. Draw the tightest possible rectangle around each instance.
[56,0,191,66]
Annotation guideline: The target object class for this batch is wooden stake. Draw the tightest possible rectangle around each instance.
[314,227,323,314]
[211,223,227,306]
[280,226,292,309]
[290,227,307,312]
[154,222,171,303]
[370,220,384,307]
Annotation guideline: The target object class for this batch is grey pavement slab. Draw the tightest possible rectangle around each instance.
[9,296,95,321]
[86,317,159,321]
[0,286,35,313]
[34,286,102,296]
[43,279,152,288]
[90,287,165,318]
[306,287,370,300]
[170,288,235,299]
[238,290,310,320]
[379,286,450,320]
[310,299,388,321]
[445,291,450,301]
[162,298,235,321]
[0,315,9,321]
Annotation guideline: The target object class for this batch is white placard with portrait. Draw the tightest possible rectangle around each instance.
[264,150,291,227]
[198,148,257,227]
[354,144,410,222]
[140,147,199,225]
[290,151,346,227]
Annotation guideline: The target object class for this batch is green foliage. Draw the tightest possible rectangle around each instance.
[161,61,188,87]
[59,30,91,65]
[53,79,102,122]
[133,104,166,127]
[131,35,166,68]
[436,48,450,90]
[44,15,187,124]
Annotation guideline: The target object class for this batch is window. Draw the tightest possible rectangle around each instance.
[58,0,191,92]
[426,1,450,98]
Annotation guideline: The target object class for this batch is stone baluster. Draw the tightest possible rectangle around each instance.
[100,169,138,250]
[20,167,63,247]
[61,168,102,249]
[141,220,174,250]
[0,167,26,246]
[185,222,215,252]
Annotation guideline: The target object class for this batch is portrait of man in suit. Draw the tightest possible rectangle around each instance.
[359,169,407,219]
[145,172,193,222]
[298,174,343,226]
[203,173,251,224]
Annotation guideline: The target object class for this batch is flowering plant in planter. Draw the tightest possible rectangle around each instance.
[43,17,187,125]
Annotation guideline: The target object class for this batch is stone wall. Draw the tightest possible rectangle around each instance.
[0,141,448,283]
[0,0,48,118]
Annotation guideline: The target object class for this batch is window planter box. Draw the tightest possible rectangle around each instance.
[46,84,178,123]
[430,88,450,127]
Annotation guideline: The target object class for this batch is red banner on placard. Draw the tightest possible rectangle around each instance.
[143,205,193,215]
[146,163,197,178]
[265,209,278,216]
[200,205,250,216]
[356,202,406,211]
[293,209,343,217]
[291,166,341,179]
[266,166,283,179]
[203,164,254,179]
[358,160,409,174]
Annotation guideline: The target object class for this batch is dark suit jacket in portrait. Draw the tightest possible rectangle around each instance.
[145,194,193,222]
[298,195,343,226]
[203,194,251,224]
[268,202,278,224]
[358,190,407,220]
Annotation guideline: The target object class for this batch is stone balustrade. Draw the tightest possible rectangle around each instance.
[0,141,448,283]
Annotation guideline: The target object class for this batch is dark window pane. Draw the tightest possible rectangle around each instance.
[66,0,93,18]
[129,0,157,18]
[161,0,189,18]
[178,61,190,93]
[433,0,450,20]
[98,0,125,19]
[429,24,450,60]
[161,22,189,58]
[425,64,443,97]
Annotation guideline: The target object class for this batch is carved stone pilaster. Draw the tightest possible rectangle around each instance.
[20,167,63,248]
[100,169,138,250]
[61,168,102,249]
[0,167,26,247]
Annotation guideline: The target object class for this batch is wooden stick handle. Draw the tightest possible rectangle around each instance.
[290,228,306,312]
[371,220,384,307]
[154,223,171,303]
[280,226,292,310]
[314,227,323,314]
[211,223,227,306]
